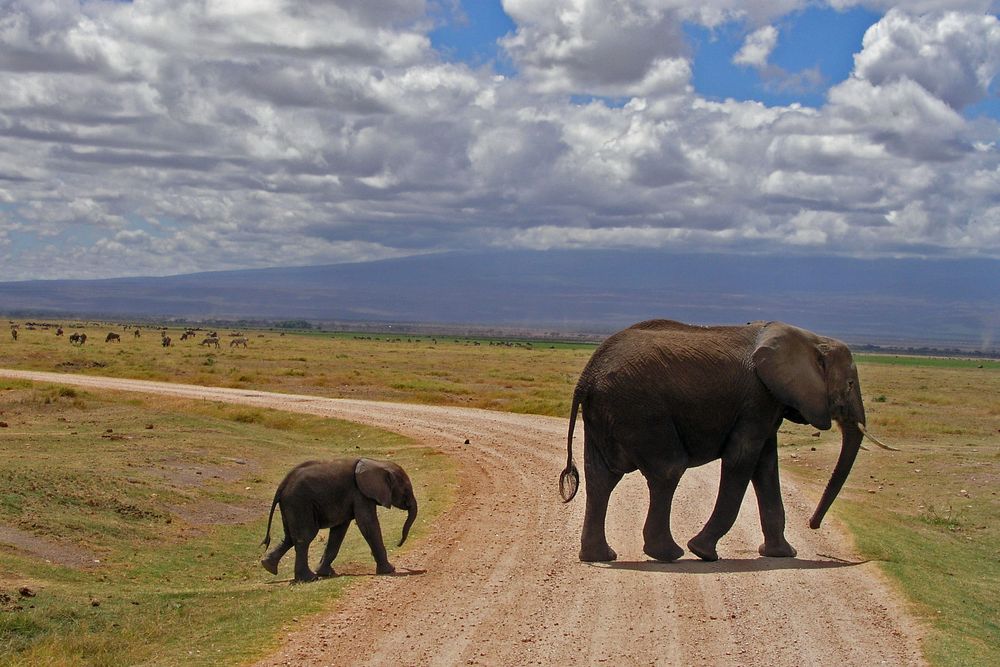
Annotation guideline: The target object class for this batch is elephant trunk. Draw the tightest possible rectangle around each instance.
[809,420,863,529]
[398,496,417,547]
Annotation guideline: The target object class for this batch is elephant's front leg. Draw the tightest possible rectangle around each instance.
[751,437,796,558]
[355,503,394,574]
[688,443,756,561]
[316,522,351,577]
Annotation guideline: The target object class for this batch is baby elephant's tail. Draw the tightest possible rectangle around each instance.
[261,488,281,550]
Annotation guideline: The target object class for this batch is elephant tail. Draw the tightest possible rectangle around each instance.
[261,488,281,550]
[559,385,583,503]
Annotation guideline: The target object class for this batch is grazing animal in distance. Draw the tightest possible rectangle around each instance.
[134,329,141,338]
[162,336,171,347]
[10,328,17,341]
[200,337,220,348]
[70,333,87,345]
[105,332,121,343]
[230,337,248,348]
[56,327,64,336]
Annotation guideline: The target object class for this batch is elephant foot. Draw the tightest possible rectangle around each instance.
[293,570,318,583]
[376,562,396,575]
[260,557,279,575]
[579,543,618,562]
[687,536,719,562]
[316,565,337,578]
[758,540,797,558]
[643,540,684,563]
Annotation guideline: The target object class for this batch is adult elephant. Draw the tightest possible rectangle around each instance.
[559,319,893,563]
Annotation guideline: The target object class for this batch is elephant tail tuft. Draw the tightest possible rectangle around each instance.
[560,384,584,502]
[559,464,579,502]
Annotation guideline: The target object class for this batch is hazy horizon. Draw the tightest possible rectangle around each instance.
[1,249,996,354]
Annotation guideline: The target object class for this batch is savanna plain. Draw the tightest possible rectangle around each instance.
[0,323,997,665]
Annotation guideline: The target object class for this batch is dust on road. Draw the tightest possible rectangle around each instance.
[0,370,924,666]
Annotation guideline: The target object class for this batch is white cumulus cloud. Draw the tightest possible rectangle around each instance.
[0,1,999,280]
[734,25,779,68]
[853,9,1000,109]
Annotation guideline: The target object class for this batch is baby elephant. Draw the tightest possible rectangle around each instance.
[261,458,418,582]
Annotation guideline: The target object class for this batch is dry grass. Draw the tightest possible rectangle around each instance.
[778,360,999,666]
[0,325,594,416]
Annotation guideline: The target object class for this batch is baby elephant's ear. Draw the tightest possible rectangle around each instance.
[355,459,392,508]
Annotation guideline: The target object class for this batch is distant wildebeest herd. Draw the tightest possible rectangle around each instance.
[4,321,253,352]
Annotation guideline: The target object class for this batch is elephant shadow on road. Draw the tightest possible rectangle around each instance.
[590,555,867,575]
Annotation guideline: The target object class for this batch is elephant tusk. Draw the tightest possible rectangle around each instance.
[857,422,899,451]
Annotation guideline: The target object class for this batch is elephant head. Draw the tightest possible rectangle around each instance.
[752,323,890,529]
[355,458,418,546]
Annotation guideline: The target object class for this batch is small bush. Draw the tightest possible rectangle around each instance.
[231,411,259,424]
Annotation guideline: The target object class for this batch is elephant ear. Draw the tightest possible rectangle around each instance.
[752,323,832,430]
[355,459,393,508]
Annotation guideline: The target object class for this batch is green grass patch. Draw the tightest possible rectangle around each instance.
[840,501,998,666]
[856,354,999,370]
[0,379,456,665]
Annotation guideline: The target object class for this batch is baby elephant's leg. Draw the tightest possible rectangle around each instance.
[316,522,351,577]
[292,528,319,582]
[260,535,293,575]
[355,503,394,574]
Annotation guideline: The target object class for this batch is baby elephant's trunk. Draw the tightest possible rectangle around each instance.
[399,497,418,547]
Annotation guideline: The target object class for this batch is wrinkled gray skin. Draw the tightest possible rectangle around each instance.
[560,320,867,563]
[261,458,418,582]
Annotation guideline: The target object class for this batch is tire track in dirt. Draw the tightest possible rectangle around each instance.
[0,370,925,666]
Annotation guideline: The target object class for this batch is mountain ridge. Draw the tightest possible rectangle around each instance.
[1,250,996,351]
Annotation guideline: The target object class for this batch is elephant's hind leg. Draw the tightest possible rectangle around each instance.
[292,527,320,582]
[637,424,687,562]
[261,535,293,575]
[579,435,624,562]
[641,471,684,562]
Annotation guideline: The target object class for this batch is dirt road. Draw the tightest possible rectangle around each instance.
[1,369,924,666]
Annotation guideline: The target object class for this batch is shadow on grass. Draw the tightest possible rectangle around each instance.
[588,555,867,575]
[263,567,427,585]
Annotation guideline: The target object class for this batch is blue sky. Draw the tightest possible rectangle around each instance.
[429,2,995,116]
[0,1,999,281]
[686,6,883,108]
[431,1,518,74]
